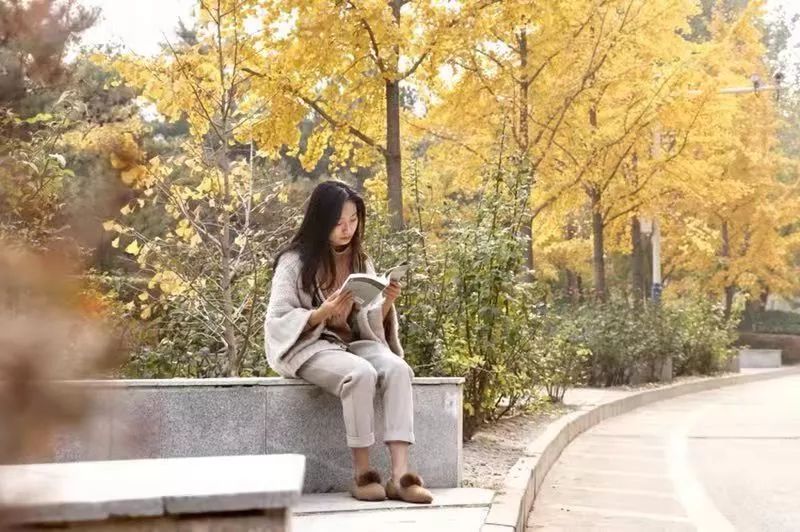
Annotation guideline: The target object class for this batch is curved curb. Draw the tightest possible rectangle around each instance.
[479,366,800,532]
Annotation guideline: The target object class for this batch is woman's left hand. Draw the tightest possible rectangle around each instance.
[384,280,402,303]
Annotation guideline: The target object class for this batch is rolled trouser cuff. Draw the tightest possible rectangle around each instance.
[347,433,376,448]
[384,431,415,445]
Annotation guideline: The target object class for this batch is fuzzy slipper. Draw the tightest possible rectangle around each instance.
[386,473,433,504]
[350,469,387,501]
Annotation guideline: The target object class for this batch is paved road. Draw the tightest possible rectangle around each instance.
[528,374,800,531]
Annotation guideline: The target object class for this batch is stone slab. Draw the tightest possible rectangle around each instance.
[51,388,114,463]
[726,353,741,372]
[67,377,465,387]
[266,381,462,492]
[294,507,488,532]
[21,511,288,531]
[737,332,800,364]
[108,387,268,460]
[41,378,463,494]
[0,454,305,525]
[294,488,493,514]
[738,348,782,368]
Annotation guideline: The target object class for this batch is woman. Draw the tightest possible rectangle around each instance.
[264,180,432,504]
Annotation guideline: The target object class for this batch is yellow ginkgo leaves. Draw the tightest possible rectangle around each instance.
[124,239,140,256]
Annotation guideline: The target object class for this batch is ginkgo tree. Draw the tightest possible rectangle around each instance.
[659,2,800,316]
[249,0,500,231]
[417,0,702,293]
[416,0,609,274]
[103,0,296,376]
[89,0,799,380]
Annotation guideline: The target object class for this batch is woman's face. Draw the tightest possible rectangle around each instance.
[330,200,358,247]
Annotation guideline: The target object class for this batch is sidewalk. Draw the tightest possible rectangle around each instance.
[289,369,794,532]
[291,387,630,532]
[293,488,494,531]
[529,372,800,531]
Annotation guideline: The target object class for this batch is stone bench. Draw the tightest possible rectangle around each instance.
[43,377,463,493]
[737,348,783,368]
[0,454,304,530]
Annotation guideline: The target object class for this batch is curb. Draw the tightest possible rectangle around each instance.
[479,366,800,532]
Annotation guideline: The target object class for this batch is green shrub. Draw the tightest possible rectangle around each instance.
[741,309,800,335]
[670,299,738,375]
[528,313,590,402]
[560,298,735,387]
[571,301,662,386]
[370,169,544,438]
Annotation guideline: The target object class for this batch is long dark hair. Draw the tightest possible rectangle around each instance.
[274,180,367,297]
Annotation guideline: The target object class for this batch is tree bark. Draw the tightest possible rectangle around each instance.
[220,138,239,376]
[217,26,239,375]
[721,220,734,319]
[631,216,644,304]
[520,215,534,278]
[564,221,580,302]
[591,192,607,302]
[724,285,736,320]
[517,29,534,277]
[386,1,405,231]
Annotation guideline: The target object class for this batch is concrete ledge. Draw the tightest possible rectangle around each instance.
[737,332,800,364]
[0,454,304,526]
[65,377,464,387]
[738,348,782,368]
[293,487,493,515]
[40,377,463,494]
[480,366,800,532]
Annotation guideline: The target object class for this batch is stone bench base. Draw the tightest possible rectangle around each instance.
[18,509,286,531]
[41,377,464,493]
[738,348,782,368]
[0,455,303,531]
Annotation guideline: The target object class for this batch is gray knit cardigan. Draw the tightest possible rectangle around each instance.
[264,250,404,378]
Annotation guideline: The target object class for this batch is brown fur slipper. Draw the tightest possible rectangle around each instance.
[386,472,433,504]
[350,469,387,501]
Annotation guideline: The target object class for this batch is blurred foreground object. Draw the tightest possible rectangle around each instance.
[0,241,122,466]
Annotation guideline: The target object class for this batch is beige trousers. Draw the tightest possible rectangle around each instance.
[297,340,415,448]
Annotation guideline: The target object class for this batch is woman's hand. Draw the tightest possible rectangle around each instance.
[308,289,353,328]
[382,280,401,319]
[321,289,353,321]
[384,280,402,304]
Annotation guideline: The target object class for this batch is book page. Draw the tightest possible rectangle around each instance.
[341,275,387,307]
[384,261,410,281]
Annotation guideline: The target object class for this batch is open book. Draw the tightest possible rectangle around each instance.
[340,261,411,307]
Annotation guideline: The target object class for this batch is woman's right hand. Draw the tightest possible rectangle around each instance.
[319,289,353,322]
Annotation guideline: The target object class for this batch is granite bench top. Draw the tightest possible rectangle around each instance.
[0,454,305,524]
[59,376,465,388]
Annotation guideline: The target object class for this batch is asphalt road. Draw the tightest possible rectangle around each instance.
[528,374,800,531]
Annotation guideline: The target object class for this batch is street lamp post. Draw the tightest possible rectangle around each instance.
[638,217,662,303]
[651,219,662,302]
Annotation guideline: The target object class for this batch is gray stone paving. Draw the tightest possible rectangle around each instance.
[528,374,800,531]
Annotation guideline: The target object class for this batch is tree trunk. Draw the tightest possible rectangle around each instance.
[520,215,534,278]
[591,193,607,302]
[724,285,736,320]
[218,120,239,376]
[385,1,404,231]
[631,216,644,304]
[517,29,534,278]
[221,185,239,375]
[564,221,579,302]
[721,221,734,320]
[518,29,529,155]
